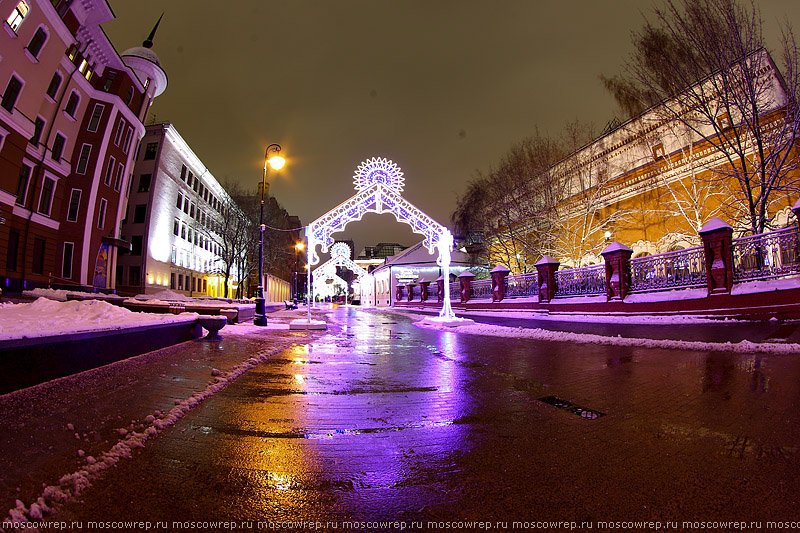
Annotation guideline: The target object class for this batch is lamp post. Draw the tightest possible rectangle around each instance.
[293,242,305,302]
[254,143,285,326]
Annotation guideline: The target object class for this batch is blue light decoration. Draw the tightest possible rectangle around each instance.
[312,242,369,288]
[354,157,405,193]
[307,157,456,320]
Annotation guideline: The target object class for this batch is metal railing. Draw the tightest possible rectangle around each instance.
[732,226,800,282]
[471,279,493,299]
[450,282,460,301]
[503,272,539,298]
[630,246,707,292]
[554,264,606,297]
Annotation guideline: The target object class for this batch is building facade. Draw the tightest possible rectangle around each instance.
[0,0,166,292]
[117,122,237,297]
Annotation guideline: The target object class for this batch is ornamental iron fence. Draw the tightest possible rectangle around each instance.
[554,264,606,297]
[503,272,539,298]
[629,246,707,293]
[471,279,493,299]
[732,227,800,282]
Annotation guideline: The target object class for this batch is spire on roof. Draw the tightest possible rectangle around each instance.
[142,13,164,49]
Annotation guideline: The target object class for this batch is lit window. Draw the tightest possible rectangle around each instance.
[143,142,158,160]
[26,27,47,58]
[6,1,29,33]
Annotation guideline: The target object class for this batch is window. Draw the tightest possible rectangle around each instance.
[114,120,124,145]
[180,165,187,181]
[122,127,133,153]
[64,91,79,117]
[26,27,47,58]
[181,225,186,240]
[125,86,133,105]
[76,143,91,174]
[32,237,45,275]
[173,219,179,236]
[37,176,55,215]
[131,236,142,256]
[6,1,28,33]
[129,266,140,286]
[6,229,19,272]
[190,203,195,219]
[170,273,175,289]
[192,179,198,193]
[30,116,44,145]
[178,274,183,290]
[97,198,107,229]
[87,103,104,132]
[2,75,23,112]
[143,142,158,160]
[15,163,31,205]
[652,143,665,160]
[66,189,81,222]
[137,173,151,192]
[103,70,116,92]
[183,197,189,214]
[51,133,65,161]
[114,163,124,191]
[104,156,115,185]
[133,204,146,223]
[176,192,183,209]
[62,242,74,279]
[46,72,61,99]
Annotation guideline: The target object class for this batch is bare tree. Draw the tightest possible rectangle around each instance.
[606,0,800,234]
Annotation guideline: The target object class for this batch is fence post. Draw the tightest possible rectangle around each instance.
[419,280,430,302]
[491,264,511,302]
[406,283,416,302]
[396,284,404,302]
[458,271,475,303]
[601,242,633,301]
[436,276,445,303]
[699,217,734,295]
[535,256,560,302]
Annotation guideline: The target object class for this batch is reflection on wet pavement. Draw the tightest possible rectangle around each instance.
[51,307,800,525]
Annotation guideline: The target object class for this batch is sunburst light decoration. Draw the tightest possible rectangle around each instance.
[330,242,352,259]
[353,157,405,193]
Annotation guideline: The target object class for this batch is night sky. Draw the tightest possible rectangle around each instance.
[103,1,800,254]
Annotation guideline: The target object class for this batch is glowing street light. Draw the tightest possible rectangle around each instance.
[254,143,283,327]
[293,242,305,302]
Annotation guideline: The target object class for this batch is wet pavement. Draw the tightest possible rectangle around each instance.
[27,306,800,531]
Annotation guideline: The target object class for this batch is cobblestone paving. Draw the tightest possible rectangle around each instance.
[27,307,800,530]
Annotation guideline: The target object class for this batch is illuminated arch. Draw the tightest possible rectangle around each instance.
[312,242,369,287]
[307,158,456,320]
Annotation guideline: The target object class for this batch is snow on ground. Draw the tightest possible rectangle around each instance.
[0,298,195,341]
[409,311,800,355]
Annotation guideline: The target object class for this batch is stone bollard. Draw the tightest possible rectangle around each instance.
[699,217,734,295]
[407,284,416,302]
[535,256,560,303]
[396,284,404,302]
[490,264,511,302]
[436,276,445,303]
[419,280,430,302]
[458,271,475,303]
[601,242,633,301]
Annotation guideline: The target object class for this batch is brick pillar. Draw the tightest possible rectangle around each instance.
[601,242,633,301]
[535,256,559,303]
[406,284,416,302]
[491,264,511,302]
[458,271,475,303]
[699,217,734,295]
[419,281,430,302]
[396,284,404,302]
[436,276,445,303]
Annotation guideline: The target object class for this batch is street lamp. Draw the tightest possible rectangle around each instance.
[254,143,285,326]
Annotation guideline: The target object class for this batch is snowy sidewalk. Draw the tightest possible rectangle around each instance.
[0,308,327,527]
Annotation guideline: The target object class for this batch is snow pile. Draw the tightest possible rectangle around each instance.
[0,298,194,341]
[22,288,79,302]
[132,289,194,302]
[414,319,800,355]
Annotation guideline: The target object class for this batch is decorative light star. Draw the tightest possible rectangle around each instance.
[353,157,405,193]
[330,242,352,259]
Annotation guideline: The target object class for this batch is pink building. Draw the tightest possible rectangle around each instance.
[0,0,166,293]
